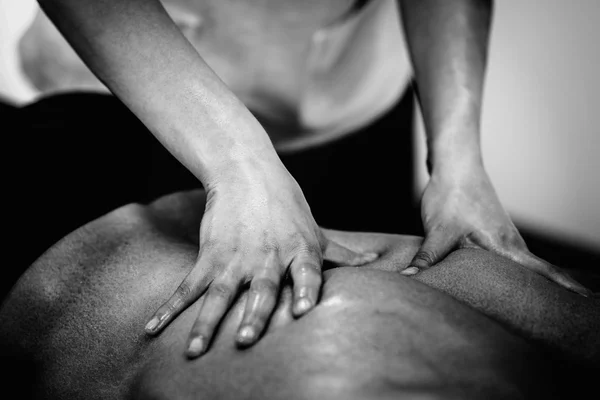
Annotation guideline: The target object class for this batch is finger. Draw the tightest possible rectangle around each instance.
[402,230,457,276]
[236,256,282,347]
[186,273,240,358]
[145,259,212,335]
[514,250,593,297]
[265,286,295,334]
[290,251,322,317]
[323,240,378,267]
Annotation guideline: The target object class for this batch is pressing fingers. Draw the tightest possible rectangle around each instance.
[186,273,240,358]
[290,254,322,317]
[403,230,457,276]
[515,250,592,297]
[145,261,212,335]
[236,258,281,347]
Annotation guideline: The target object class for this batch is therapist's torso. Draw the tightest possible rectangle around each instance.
[20,0,412,151]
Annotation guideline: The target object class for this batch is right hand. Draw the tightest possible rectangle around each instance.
[144,163,377,357]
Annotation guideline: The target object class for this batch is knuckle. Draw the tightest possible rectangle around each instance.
[260,233,280,255]
[307,244,322,259]
[413,251,436,266]
[294,238,321,259]
[202,240,243,259]
[199,237,218,254]
[251,279,279,297]
[431,224,448,234]
[207,258,227,274]
[298,250,322,268]
[209,282,233,299]
[295,263,320,276]
[220,244,243,257]
[174,281,194,301]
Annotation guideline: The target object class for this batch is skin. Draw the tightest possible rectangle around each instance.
[0,190,597,400]
[34,0,591,359]
[37,0,364,357]
[397,0,590,296]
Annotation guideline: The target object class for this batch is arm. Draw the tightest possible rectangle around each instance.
[397,0,590,296]
[399,0,490,175]
[39,0,375,357]
[38,0,280,186]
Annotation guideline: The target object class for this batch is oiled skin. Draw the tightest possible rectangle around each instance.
[0,190,598,400]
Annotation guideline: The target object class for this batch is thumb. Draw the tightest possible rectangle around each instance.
[515,250,593,297]
[323,239,379,267]
[402,230,457,276]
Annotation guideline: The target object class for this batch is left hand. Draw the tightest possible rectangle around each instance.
[401,161,592,297]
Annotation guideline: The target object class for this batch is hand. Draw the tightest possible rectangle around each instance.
[144,163,377,357]
[401,161,592,297]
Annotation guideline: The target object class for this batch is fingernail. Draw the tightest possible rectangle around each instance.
[401,267,419,276]
[295,298,312,315]
[570,284,592,298]
[577,288,592,298]
[145,317,159,332]
[362,252,378,262]
[187,336,205,358]
[297,287,309,299]
[237,325,255,344]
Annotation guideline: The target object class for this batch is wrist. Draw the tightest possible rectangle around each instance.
[208,154,292,192]
[428,146,484,182]
[427,127,483,177]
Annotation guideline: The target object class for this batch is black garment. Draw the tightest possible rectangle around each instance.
[2,89,419,298]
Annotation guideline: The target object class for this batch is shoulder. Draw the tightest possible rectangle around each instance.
[0,197,184,399]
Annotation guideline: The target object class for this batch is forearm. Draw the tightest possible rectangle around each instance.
[399,0,493,174]
[39,0,281,186]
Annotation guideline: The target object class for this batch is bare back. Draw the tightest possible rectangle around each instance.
[1,190,598,400]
